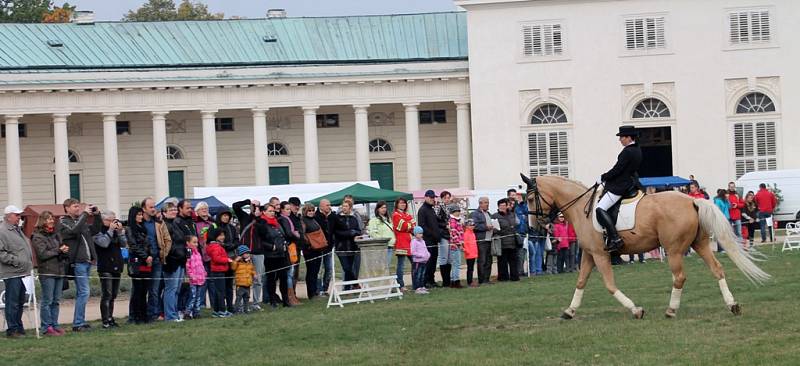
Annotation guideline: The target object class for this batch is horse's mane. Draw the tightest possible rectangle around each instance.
[539,175,589,191]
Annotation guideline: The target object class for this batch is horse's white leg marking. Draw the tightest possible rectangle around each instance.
[669,287,683,310]
[718,279,736,307]
[613,290,637,313]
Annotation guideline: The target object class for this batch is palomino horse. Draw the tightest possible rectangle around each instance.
[520,174,770,319]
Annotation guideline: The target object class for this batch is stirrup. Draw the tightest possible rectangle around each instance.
[605,237,623,252]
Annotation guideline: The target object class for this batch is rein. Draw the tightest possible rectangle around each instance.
[526,178,599,221]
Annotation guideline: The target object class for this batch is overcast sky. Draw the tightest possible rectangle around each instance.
[66,0,460,21]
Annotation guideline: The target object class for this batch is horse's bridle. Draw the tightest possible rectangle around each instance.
[525,176,600,221]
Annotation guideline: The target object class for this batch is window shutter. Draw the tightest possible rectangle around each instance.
[625,16,665,50]
[729,10,771,45]
[733,121,777,178]
[522,23,563,57]
[528,131,569,177]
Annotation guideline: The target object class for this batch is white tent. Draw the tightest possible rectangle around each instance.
[194,181,380,207]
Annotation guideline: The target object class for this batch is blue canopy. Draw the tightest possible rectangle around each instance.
[156,196,231,217]
[639,176,692,188]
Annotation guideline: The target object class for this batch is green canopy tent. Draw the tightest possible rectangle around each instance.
[306,183,413,206]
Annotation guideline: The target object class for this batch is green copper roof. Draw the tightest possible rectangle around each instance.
[0,12,467,71]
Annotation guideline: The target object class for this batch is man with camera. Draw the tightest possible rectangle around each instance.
[58,198,101,332]
[93,210,127,328]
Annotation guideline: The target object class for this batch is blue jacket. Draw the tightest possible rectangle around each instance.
[713,197,731,220]
[513,203,529,235]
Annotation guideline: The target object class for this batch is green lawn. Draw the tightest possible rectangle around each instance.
[3,246,799,365]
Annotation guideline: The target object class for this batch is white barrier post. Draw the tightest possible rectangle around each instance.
[31,271,40,339]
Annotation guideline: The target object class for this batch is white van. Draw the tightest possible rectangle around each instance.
[736,169,800,222]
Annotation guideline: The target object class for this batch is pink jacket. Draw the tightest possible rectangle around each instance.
[449,217,464,248]
[186,247,206,286]
[411,238,430,263]
[552,221,576,250]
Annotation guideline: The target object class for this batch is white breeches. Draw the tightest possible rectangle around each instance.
[597,191,622,211]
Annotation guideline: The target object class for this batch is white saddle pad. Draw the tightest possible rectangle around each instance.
[592,190,644,233]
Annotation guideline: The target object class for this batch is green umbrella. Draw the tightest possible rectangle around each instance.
[306,183,412,206]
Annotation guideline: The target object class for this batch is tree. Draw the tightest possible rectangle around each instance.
[42,1,74,23]
[123,0,222,22]
[0,0,51,23]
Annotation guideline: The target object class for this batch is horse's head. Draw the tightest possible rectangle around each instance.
[520,173,560,230]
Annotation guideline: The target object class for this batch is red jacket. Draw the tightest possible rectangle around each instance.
[728,193,744,220]
[754,188,777,214]
[392,210,415,256]
[206,241,230,273]
[688,191,706,199]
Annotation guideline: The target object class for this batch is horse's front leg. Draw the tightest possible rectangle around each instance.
[562,253,595,319]
[665,249,687,318]
[594,253,645,319]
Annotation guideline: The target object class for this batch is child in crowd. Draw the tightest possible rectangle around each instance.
[448,205,465,288]
[206,228,233,318]
[552,213,576,274]
[231,245,257,314]
[411,226,430,294]
[185,235,206,319]
[462,219,478,287]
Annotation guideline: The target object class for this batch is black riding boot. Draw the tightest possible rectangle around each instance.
[596,208,623,252]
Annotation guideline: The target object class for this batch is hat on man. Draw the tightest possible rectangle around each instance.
[424,190,436,198]
[288,197,302,206]
[3,205,23,215]
[616,125,639,137]
[237,245,250,256]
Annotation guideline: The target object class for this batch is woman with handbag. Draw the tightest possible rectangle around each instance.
[126,206,153,324]
[391,198,415,290]
[278,201,302,306]
[32,210,69,336]
[301,203,327,299]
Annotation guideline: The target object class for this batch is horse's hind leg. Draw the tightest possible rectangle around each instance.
[594,253,645,319]
[562,253,595,319]
[664,250,687,318]
[692,237,741,315]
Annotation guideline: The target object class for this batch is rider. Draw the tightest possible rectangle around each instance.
[596,125,642,252]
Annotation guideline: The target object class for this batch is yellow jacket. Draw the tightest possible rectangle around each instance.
[231,259,256,287]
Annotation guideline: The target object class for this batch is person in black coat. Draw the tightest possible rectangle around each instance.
[126,206,152,324]
[93,209,128,328]
[417,190,447,287]
[333,201,362,290]
[596,125,643,252]
[314,199,336,294]
[257,205,291,308]
[233,199,265,305]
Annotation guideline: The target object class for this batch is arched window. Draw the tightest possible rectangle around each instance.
[67,150,79,163]
[530,103,568,124]
[267,142,288,156]
[632,98,671,119]
[736,92,775,114]
[166,145,184,160]
[369,138,392,152]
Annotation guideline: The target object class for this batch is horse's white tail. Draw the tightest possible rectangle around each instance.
[694,199,770,284]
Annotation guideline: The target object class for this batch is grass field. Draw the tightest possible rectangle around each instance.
[2,246,799,365]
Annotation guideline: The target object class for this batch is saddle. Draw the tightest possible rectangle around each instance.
[592,187,645,233]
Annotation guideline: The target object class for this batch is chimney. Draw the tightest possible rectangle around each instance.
[267,9,287,18]
[71,10,95,25]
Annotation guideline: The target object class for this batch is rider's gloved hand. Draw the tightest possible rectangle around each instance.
[596,177,603,185]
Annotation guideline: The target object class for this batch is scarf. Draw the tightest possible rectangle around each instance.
[281,213,296,232]
[45,225,55,233]
[262,214,279,228]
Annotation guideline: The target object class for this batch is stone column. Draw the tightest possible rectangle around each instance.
[4,115,24,207]
[252,108,269,186]
[456,102,474,189]
[354,104,371,181]
[201,110,219,187]
[152,111,170,200]
[302,106,320,183]
[403,103,422,191]
[102,113,121,214]
[53,113,71,203]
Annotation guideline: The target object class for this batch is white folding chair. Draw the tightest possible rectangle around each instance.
[783,222,800,252]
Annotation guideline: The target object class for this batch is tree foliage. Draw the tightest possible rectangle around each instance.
[123,0,222,22]
[0,0,76,23]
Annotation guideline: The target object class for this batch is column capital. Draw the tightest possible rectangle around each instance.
[454,101,471,109]
[301,106,320,114]
[3,114,23,122]
[252,108,269,116]
[52,113,71,122]
[402,103,420,110]
[200,110,218,118]
[151,111,170,118]
[353,104,371,111]
[102,112,120,120]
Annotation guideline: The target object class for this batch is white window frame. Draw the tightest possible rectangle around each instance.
[620,13,671,57]
[518,19,569,63]
[724,7,776,50]
[730,121,778,179]
[523,129,571,178]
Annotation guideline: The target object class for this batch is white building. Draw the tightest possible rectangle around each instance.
[2,1,798,214]
[458,0,798,192]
